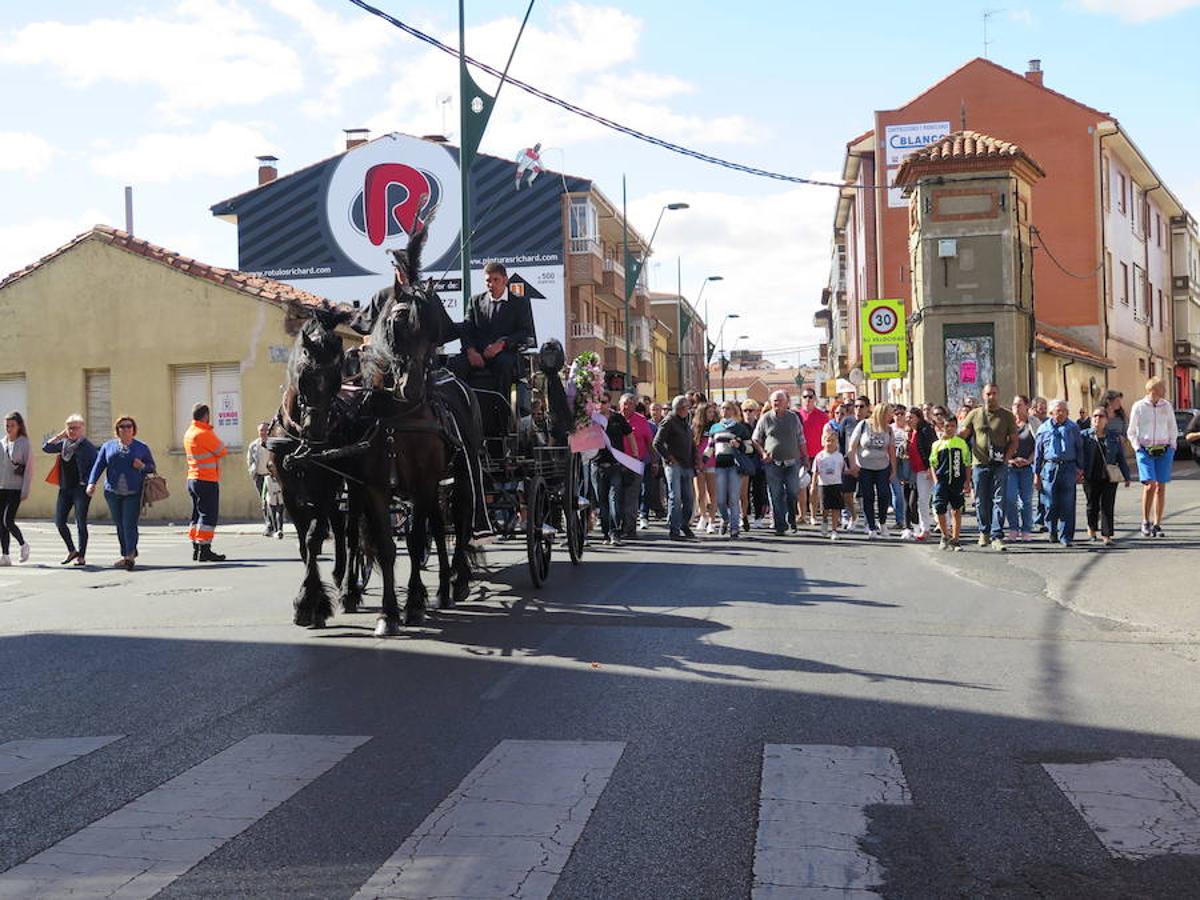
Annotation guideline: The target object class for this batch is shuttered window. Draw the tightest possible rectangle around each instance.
[0,373,27,420]
[171,363,243,449]
[85,369,111,445]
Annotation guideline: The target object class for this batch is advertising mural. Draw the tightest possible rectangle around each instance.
[884,121,951,208]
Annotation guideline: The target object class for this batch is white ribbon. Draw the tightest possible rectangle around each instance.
[591,412,645,476]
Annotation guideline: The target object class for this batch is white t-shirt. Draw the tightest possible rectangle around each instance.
[812,450,846,486]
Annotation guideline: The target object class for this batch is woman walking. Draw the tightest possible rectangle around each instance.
[904,407,936,541]
[1082,407,1131,545]
[692,403,719,534]
[1003,395,1038,542]
[0,412,34,565]
[86,416,157,570]
[741,400,767,528]
[1126,377,1178,537]
[42,414,98,565]
[848,403,896,538]
[707,401,752,539]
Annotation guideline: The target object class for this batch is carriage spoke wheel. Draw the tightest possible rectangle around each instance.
[526,475,552,587]
[565,453,585,565]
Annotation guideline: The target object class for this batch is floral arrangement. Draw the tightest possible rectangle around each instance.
[566,351,605,431]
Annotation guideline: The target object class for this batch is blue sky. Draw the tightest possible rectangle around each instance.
[2,0,1198,362]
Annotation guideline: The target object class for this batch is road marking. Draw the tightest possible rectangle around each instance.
[1043,758,1200,858]
[353,739,625,900]
[754,744,911,898]
[0,733,369,899]
[0,736,123,794]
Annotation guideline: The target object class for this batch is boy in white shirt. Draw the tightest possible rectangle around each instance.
[812,430,847,539]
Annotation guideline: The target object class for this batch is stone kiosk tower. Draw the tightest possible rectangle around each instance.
[894,131,1044,409]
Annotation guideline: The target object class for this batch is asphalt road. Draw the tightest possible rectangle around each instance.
[1,518,1198,898]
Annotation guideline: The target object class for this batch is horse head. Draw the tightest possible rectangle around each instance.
[287,303,352,442]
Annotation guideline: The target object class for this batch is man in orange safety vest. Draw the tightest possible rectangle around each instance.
[183,402,229,562]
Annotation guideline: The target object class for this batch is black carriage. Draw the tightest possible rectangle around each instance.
[468,351,589,587]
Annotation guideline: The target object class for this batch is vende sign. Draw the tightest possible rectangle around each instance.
[885,121,950,208]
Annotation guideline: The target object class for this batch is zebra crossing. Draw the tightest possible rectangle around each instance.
[1,734,1198,898]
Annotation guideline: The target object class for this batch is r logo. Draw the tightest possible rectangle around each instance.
[350,163,443,246]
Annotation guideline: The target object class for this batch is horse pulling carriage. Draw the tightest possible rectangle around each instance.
[265,227,588,635]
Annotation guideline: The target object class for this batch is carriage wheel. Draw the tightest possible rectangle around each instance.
[526,475,553,587]
[565,453,586,565]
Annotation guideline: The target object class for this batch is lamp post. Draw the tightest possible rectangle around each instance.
[715,313,740,401]
[623,177,687,390]
[696,275,723,396]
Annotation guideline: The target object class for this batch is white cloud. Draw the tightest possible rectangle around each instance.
[0,132,58,175]
[0,210,109,281]
[1074,0,1200,22]
[1008,9,1036,26]
[91,122,278,183]
[631,180,840,362]
[365,3,763,154]
[0,1,303,119]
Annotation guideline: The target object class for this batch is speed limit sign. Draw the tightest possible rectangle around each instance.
[859,299,907,378]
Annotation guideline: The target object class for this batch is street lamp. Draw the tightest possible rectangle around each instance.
[623,177,687,388]
[715,313,740,401]
[696,275,723,395]
[724,334,749,401]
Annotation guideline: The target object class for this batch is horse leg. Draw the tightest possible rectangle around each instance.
[369,493,401,637]
[405,500,429,627]
[341,489,363,614]
[292,515,326,627]
[307,515,335,628]
[451,464,475,606]
[430,506,451,610]
[330,494,347,593]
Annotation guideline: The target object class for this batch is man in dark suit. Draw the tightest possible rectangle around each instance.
[455,261,536,396]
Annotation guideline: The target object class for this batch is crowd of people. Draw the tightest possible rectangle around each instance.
[582,378,1200,551]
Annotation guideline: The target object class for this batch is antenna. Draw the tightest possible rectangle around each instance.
[436,93,452,136]
[983,8,1005,58]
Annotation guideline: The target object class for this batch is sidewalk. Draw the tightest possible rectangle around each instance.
[937,462,1200,639]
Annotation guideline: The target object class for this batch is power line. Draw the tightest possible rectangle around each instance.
[1030,226,1104,280]
[346,0,873,191]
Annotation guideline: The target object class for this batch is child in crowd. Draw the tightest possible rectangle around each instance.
[263,472,286,539]
[930,415,971,551]
[812,429,846,540]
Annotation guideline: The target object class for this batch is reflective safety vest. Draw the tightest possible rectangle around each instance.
[184,420,228,482]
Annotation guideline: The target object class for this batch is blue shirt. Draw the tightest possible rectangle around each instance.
[89,439,157,496]
[1034,418,1083,473]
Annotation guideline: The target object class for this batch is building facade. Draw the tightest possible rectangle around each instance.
[825,57,1188,406]
[649,292,707,398]
[1170,213,1200,407]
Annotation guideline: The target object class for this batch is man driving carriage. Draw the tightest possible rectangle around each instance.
[450,261,536,401]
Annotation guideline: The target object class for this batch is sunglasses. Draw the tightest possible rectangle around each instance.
[117,423,134,430]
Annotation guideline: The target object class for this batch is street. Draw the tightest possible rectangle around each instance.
[1,475,1199,899]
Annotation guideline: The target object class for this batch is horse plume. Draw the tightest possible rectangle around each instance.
[388,210,433,286]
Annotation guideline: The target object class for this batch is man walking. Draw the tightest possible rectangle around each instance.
[796,388,829,526]
[246,421,274,536]
[619,393,653,539]
[959,383,1018,551]
[653,395,696,541]
[184,403,228,562]
[753,390,807,535]
[1034,400,1083,547]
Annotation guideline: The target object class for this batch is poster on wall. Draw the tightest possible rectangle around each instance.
[945,337,993,412]
[960,359,978,384]
[215,391,241,431]
[885,121,951,208]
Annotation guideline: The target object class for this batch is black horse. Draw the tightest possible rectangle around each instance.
[268,303,356,628]
[358,244,482,635]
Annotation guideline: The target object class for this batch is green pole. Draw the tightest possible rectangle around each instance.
[622,175,631,388]
[458,0,471,316]
[677,256,683,398]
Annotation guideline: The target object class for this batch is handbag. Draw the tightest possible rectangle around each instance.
[733,451,756,477]
[45,456,62,486]
[797,466,812,490]
[141,473,170,507]
[1105,463,1124,483]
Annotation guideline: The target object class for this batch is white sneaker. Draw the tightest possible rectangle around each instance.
[865,529,877,540]
[705,519,716,535]
[638,515,648,530]
[900,528,913,541]
[879,524,890,538]
[18,543,30,563]
[0,555,9,566]
[829,530,840,541]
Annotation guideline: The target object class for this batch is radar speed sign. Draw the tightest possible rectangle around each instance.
[859,299,907,379]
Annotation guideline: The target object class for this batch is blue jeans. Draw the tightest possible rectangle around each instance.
[55,485,91,556]
[105,491,142,558]
[1003,465,1035,534]
[713,466,742,535]
[1040,462,1078,544]
[764,461,800,533]
[665,464,695,535]
[971,464,1008,540]
[857,466,892,531]
[890,475,907,528]
[592,463,626,538]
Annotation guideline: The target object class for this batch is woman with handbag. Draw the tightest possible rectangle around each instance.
[707,401,752,539]
[42,414,99,566]
[86,415,157,571]
[0,411,34,566]
[1082,407,1131,545]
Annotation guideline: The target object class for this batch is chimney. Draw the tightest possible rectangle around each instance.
[344,128,370,150]
[1025,59,1043,87]
[421,134,449,143]
[256,155,278,186]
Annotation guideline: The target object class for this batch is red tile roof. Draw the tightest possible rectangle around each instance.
[1035,326,1113,368]
[905,130,1044,173]
[0,225,329,308]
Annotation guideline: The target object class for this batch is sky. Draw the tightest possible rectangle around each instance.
[2,0,1199,367]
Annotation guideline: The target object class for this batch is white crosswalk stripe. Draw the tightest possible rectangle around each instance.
[0,733,369,900]
[753,744,911,899]
[1043,758,1200,859]
[0,737,123,794]
[353,740,625,900]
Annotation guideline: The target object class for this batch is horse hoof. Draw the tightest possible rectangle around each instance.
[293,610,313,628]
[405,608,426,627]
[309,617,327,630]
[340,593,360,614]
[374,617,401,637]
[452,582,470,605]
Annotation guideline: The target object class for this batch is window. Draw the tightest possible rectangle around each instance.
[1158,289,1165,331]
[1139,357,1146,373]
[568,199,599,254]
[0,373,27,420]
[1147,279,1154,324]
[1131,187,1143,237]
[171,363,242,449]
[1156,213,1163,248]
[1105,251,1113,307]
[1117,173,1127,214]
[1101,157,1110,211]
[1120,262,1129,305]
[84,369,111,445]
[1133,264,1146,318]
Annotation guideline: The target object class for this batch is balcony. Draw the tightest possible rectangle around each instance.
[568,322,606,358]
[600,257,626,300]
[571,322,604,341]
[567,239,602,285]
[636,359,652,384]
[606,331,628,352]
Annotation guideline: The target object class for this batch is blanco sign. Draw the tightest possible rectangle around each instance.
[885,121,951,208]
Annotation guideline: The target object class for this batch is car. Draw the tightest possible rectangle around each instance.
[1176,408,1199,460]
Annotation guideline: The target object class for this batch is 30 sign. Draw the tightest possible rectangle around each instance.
[859,299,907,379]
